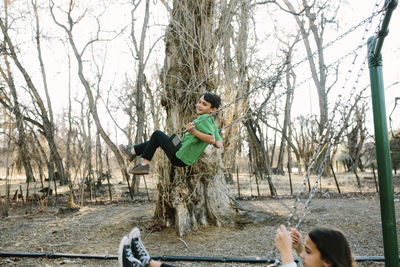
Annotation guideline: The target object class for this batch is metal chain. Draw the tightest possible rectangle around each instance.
[176,7,386,135]
[287,0,388,228]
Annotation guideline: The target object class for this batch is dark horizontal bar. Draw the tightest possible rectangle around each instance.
[0,251,398,263]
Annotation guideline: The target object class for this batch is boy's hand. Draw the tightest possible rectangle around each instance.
[213,140,223,148]
[186,122,195,133]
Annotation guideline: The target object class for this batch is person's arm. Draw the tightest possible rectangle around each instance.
[275,225,295,265]
[280,263,297,267]
[186,122,216,145]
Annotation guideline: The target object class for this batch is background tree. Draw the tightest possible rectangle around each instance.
[49,0,134,198]
[0,5,66,185]
[390,130,400,174]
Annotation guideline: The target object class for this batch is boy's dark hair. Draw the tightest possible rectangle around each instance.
[202,92,221,109]
[308,228,354,267]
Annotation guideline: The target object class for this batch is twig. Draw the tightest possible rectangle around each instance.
[177,238,189,249]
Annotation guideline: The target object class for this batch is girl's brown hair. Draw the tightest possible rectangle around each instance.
[308,228,356,267]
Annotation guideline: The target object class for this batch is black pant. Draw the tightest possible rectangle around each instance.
[134,130,187,167]
[161,264,176,267]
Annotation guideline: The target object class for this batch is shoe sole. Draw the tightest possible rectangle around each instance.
[119,145,134,162]
[118,236,129,267]
[128,170,149,175]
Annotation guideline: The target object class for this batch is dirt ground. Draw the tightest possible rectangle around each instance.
[1,171,400,267]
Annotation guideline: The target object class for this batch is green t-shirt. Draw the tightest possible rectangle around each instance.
[176,114,221,165]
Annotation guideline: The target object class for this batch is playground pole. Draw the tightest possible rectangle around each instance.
[367,1,399,266]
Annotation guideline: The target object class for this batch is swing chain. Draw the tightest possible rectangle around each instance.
[287,0,388,228]
[176,5,386,137]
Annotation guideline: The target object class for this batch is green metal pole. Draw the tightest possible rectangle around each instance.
[368,15,399,266]
[374,0,398,57]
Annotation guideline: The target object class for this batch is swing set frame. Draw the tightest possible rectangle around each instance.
[367,0,399,266]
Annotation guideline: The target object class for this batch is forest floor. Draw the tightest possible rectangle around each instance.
[0,170,400,267]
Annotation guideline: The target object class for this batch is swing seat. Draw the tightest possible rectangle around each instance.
[165,133,182,161]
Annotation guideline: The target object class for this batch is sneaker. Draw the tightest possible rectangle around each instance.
[119,144,136,162]
[129,228,151,267]
[118,235,144,267]
[129,164,150,175]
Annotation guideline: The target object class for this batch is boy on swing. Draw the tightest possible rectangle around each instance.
[119,92,223,175]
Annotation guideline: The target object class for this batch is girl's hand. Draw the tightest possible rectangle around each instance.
[186,122,195,133]
[290,228,304,255]
[275,225,294,264]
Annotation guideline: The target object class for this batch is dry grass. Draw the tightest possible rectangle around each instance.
[0,169,399,266]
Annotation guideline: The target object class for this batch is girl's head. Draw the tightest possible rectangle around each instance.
[301,228,353,267]
[202,92,221,109]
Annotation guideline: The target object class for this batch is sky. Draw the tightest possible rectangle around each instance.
[286,0,400,130]
[2,0,400,137]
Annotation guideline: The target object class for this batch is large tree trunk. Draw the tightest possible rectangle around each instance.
[156,0,237,236]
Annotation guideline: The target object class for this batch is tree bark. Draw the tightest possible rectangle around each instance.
[156,0,238,236]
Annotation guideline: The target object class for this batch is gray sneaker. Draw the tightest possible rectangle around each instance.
[129,164,150,175]
[119,144,136,162]
[118,235,143,267]
[129,228,151,267]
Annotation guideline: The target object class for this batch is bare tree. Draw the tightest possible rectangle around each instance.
[0,10,67,187]
[245,117,277,196]
[49,0,133,198]
[291,114,319,172]
[0,9,35,184]
[275,34,300,174]
[281,0,341,134]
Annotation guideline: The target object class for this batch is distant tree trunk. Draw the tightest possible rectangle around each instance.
[96,132,104,185]
[0,16,66,185]
[0,64,35,184]
[66,52,73,184]
[245,119,277,197]
[5,118,12,202]
[221,0,248,175]
[30,129,49,188]
[282,0,331,134]
[0,9,34,184]
[156,0,238,236]
[270,104,278,170]
[50,2,133,197]
[132,0,149,146]
[276,37,298,174]
[347,104,367,174]
[131,0,150,195]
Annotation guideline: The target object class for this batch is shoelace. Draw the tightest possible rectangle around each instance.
[125,247,137,262]
[133,238,150,261]
[124,246,144,267]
